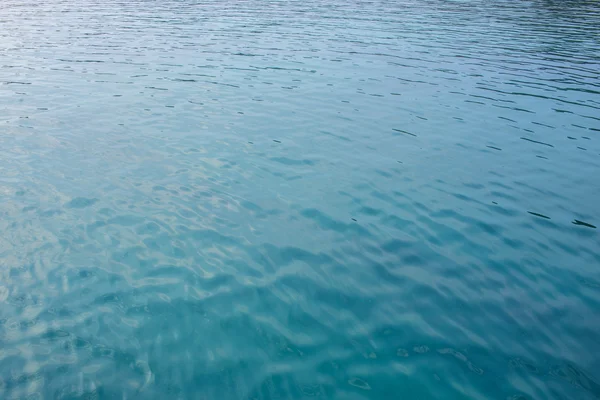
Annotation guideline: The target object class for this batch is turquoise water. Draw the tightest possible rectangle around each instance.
[1,0,600,398]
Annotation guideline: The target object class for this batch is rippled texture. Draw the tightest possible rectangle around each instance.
[1,0,600,398]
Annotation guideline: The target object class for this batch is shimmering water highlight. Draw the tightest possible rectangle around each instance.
[1,0,600,399]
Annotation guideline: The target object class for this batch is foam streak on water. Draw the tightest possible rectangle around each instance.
[1,0,600,398]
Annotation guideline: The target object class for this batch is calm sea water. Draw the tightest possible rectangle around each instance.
[1,0,600,398]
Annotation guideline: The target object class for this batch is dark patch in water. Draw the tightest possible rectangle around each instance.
[528,211,550,219]
[521,137,554,147]
[66,197,98,209]
[572,220,596,229]
[392,128,416,137]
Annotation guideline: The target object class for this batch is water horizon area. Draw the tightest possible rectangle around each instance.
[1,0,599,398]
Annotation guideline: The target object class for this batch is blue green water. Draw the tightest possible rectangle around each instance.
[1,0,600,398]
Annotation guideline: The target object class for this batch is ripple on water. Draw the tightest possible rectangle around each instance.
[1,0,600,399]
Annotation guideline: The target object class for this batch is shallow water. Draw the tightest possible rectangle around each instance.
[1,0,600,398]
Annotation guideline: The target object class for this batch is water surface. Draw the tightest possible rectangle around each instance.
[1,0,600,398]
